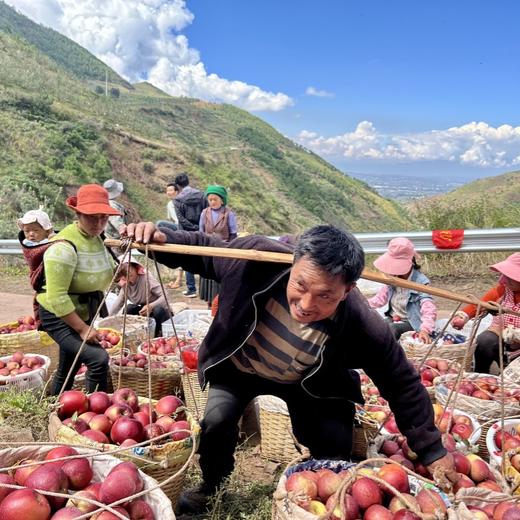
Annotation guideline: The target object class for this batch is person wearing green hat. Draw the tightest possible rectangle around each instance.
[198,185,238,306]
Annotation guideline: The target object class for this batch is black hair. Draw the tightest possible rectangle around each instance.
[174,173,190,188]
[294,225,365,284]
[166,182,178,192]
[412,256,421,270]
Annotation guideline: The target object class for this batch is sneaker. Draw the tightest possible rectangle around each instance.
[176,484,217,515]
[183,290,197,298]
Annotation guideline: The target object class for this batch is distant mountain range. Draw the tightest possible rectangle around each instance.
[0,0,411,236]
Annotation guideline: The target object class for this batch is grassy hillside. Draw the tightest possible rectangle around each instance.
[409,170,520,229]
[0,1,412,236]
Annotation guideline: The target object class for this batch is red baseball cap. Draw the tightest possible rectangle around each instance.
[66,184,121,215]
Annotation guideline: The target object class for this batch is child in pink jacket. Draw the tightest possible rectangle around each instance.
[368,237,437,343]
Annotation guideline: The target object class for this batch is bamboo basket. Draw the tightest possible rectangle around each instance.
[95,315,156,352]
[0,445,175,519]
[353,408,381,459]
[400,331,475,371]
[0,321,59,372]
[435,372,520,458]
[110,361,182,400]
[181,370,208,419]
[411,357,462,403]
[48,396,200,507]
[256,395,303,463]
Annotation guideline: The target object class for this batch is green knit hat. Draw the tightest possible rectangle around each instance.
[206,185,228,205]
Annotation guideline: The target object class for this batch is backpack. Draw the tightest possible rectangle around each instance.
[18,231,118,329]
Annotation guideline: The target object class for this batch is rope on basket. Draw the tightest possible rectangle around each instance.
[0,425,198,519]
[55,239,134,400]
[437,302,483,434]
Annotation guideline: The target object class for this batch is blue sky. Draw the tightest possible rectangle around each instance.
[7,0,520,180]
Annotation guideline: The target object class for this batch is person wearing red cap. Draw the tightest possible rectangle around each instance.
[368,237,437,343]
[37,184,120,394]
[451,252,520,372]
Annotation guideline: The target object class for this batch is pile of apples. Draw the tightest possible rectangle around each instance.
[284,462,448,519]
[411,358,459,388]
[0,351,47,379]
[111,354,174,370]
[139,336,199,357]
[383,404,477,446]
[374,436,520,518]
[58,388,191,446]
[0,449,157,519]
[97,329,122,350]
[442,375,520,404]
[491,424,520,460]
[0,316,37,334]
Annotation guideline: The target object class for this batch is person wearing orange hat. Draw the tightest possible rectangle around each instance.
[368,237,437,343]
[37,184,120,394]
[451,252,520,372]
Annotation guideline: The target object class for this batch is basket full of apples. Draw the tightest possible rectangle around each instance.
[400,331,475,371]
[137,335,200,361]
[411,358,461,401]
[0,317,58,370]
[109,353,182,400]
[434,373,520,421]
[95,315,156,353]
[0,352,50,392]
[48,388,200,506]
[272,458,451,520]
[96,328,123,356]
[0,444,175,519]
[486,419,520,467]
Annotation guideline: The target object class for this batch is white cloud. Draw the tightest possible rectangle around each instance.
[4,0,293,112]
[296,121,520,167]
[305,86,334,98]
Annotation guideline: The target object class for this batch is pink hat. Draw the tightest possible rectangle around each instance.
[490,253,520,283]
[373,237,417,276]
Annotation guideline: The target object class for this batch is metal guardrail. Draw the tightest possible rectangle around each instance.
[2,228,519,255]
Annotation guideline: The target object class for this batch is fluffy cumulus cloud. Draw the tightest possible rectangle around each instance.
[5,0,293,112]
[297,121,520,167]
[305,86,334,98]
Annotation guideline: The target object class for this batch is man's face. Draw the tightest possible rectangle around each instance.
[286,256,354,323]
[166,186,177,199]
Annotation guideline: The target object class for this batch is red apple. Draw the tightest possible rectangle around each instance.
[59,390,89,419]
[111,417,144,444]
[13,459,40,485]
[111,388,139,412]
[168,420,191,441]
[82,429,110,444]
[25,465,69,509]
[62,457,93,490]
[89,414,113,435]
[155,395,184,416]
[100,471,140,504]
[89,392,111,414]
[51,507,84,519]
[0,489,51,520]
[104,403,134,422]
[44,446,79,468]
[126,499,155,520]
[0,473,16,503]
[351,477,383,509]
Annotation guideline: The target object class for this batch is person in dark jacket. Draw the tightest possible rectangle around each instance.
[121,222,458,515]
[172,173,207,297]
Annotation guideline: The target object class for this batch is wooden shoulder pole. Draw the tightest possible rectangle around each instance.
[105,238,516,316]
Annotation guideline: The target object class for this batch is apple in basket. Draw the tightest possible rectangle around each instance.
[0,488,51,520]
[112,388,139,412]
[110,417,144,444]
[155,395,183,416]
[58,390,89,419]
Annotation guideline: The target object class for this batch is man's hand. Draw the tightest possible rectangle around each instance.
[119,222,167,245]
[79,327,100,345]
[426,453,459,487]
[418,330,431,344]
[139,304,152,317]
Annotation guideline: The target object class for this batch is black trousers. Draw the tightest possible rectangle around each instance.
[383,317,414,340]
[198,361,355,488]
[474,330,512,373]
[125,304,170,337]
[39,306,109,395]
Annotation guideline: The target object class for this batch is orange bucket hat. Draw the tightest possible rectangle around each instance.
[66,184,121,215]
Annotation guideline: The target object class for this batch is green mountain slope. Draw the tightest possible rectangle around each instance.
[0,1,411,236]
[0,1,128,86]
[409,170,520,229]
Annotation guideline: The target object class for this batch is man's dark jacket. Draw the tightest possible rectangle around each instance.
[154,229,445,465]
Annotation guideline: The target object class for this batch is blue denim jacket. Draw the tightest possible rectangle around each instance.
[386,269,433,331]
